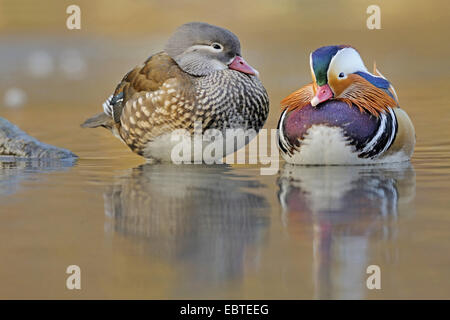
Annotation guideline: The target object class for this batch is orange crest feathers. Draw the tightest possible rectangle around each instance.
[281,83,315,112]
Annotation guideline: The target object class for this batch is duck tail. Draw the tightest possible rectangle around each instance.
[81,112,114,129]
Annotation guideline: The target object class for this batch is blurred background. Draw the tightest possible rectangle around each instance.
[0,0,449,299]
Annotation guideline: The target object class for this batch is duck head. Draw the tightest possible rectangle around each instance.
[310,45,370,106]
[165,22,259,77]
[282,45,398,116]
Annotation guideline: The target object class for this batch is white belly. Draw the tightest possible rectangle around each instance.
[142,129,257,163]
[281,125,409,165]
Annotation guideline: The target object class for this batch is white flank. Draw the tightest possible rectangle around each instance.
[102,94,114,116]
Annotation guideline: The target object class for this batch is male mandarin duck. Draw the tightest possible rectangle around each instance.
[82,22,269,161]
[277,45,415,165]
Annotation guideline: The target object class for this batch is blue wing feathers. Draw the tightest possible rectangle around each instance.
[354,71,390,89]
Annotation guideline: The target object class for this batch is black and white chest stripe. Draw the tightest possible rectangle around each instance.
[277,108,291,155]
[358,108,398,159]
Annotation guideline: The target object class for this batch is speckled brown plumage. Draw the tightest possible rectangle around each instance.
[81,22,269,160]
[111,52,268,156]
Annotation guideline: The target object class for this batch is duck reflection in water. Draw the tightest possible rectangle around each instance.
[103,164,270,290]
[278,163,416,299]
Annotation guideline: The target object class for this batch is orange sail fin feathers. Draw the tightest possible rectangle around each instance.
[373,61,378,75]
[281,83,315,112]
[373,61,399,104]
[337,74,397,117]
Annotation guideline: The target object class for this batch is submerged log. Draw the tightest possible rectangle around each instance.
[0,117,77,160]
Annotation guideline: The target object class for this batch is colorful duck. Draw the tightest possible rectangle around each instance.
[277,45,415,165]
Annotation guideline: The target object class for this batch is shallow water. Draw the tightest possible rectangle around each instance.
[1,0,450,299]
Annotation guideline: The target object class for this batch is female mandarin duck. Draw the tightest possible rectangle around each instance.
[82,22,269,161]
[277,45,415,165]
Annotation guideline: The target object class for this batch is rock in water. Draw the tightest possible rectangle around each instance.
[0,117,77,160]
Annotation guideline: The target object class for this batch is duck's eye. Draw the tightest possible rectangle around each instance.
[211,43,223,51]
[339,72,345,78]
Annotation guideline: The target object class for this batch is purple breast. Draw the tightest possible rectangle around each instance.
[283,100,379,149]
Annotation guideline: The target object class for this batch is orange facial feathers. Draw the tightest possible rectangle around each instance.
[337,74,398,117]
[281,83,315,112]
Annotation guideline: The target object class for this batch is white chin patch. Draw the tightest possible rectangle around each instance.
[310,97,319,107]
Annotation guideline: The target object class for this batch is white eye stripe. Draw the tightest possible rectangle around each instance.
[328,47,368,80]
[186,44,224,54]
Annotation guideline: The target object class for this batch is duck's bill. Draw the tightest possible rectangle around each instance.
[311,84,333,107]
[228,56,259,76]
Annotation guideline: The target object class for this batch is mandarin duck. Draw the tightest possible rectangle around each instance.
[277,164,416,298]
[277,45,415,165]
[82,22,269,162]
[103,164,269,281]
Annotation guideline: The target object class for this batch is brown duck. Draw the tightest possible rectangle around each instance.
[82,22,269,162]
